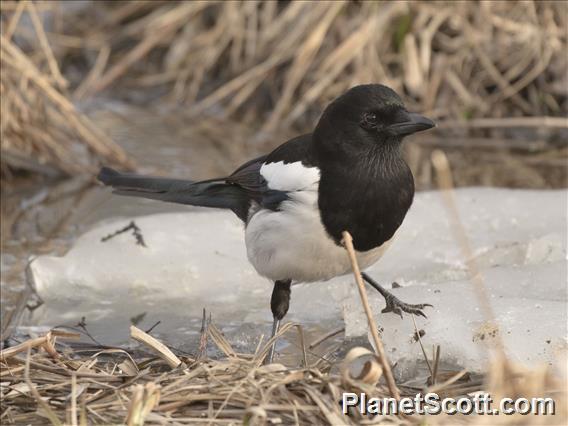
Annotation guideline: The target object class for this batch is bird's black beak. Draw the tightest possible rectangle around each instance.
[387,112,435,136]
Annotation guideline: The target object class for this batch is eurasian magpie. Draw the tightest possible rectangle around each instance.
[98,84,435,363]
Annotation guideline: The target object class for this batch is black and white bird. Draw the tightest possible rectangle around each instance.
[98,84,435,363]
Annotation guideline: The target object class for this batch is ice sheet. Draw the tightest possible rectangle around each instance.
[26,188,567,371]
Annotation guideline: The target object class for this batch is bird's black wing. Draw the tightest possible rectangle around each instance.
[98,166,255,221]
[98,134,315,222]
[226,133,316,211]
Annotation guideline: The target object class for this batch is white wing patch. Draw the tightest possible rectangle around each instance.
[260,161,320,191]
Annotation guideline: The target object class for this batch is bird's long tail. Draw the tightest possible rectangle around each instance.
[97,167,249,220]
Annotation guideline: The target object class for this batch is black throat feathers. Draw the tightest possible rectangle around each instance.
[316,142,415,252]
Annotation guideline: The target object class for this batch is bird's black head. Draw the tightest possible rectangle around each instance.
[314,84,435,157]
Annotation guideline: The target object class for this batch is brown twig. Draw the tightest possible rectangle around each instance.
[0,330,80,361]
[101,221,147,247]
[197,308,209,360]
[431,345,441,386]
[410,314,433,379]
[341,230,400,400]
[70,373,78,426]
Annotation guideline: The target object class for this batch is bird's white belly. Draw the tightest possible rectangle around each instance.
[245,191,389,283]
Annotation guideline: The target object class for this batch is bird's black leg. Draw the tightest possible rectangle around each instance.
[361,272,432,318]
[267,279,291,364]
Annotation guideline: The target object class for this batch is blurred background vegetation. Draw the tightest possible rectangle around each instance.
[1,0,567,237]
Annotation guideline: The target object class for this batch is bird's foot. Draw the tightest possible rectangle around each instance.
[382,292,432,319]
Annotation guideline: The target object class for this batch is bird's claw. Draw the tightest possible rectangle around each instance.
[381,294,432,319]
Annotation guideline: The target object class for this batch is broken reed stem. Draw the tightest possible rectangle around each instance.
[432,345,441,385]
[342,230,400,400]
[130,325,182,368]
[294,324,309,368]
[0,330,80,361]
[430,150,505,356]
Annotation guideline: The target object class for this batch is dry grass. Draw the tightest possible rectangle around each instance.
[13,0,563,129]
[1,322,565,425]
[0,323,396,425]
[0,1,134,179]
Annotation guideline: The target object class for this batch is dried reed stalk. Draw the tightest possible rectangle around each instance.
[431,150,503,352]
[1,3,134,179]
[342,230,400,400]
[130,325,182,369]
[1,1,565,184]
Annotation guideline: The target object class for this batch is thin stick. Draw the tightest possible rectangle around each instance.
[198,308,208,360]
[410,315,433,378]
[431,345,441,385]
[0,330,79,361]
[294,324,308,369]
[342,230,400,400]
[308,327,344,350]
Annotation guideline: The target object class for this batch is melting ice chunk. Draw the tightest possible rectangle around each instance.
[25,188,567,372]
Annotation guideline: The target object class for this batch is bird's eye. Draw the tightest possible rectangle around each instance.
[360,112,378,129]
[365,112,377,123]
